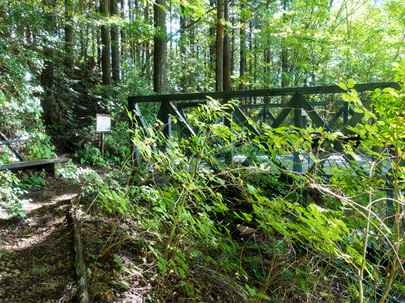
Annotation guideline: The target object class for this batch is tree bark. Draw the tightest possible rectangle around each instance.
[281,0,289,88]
[101,0,112,85]
[111,0,120,83]
[65,0,74,71]
[223,1,231,91]
[0,3,8,38]
[153,0,167,94]
[249,21,253,91]
[120,0,126,58]
[215,0,224,92]
[264,42,270,103]
[179,4,187,56]
[239,1,246,92]
[41,0,62,128]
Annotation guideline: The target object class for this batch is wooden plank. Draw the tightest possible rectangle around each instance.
[232,106,269,150]
[264,108,276,122]
[342,98,372,136]
[128,82,400,104]
[177,101,206,109]
[169,102,196,138]
[271,96,295,128]
[327,106,344,129]
[300,95,332,132]
[253,108,264,123]
[133,103,148,130]
[240,100,348,109]
[0,135,30,145]
[0,158,69,170]
[156,99,171,140]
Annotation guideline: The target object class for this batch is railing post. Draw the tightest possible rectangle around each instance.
[343,102,349,126]
[293,94,303,174]
[223,96,233,165]
[261,105,266,128]
[157,98,171,151]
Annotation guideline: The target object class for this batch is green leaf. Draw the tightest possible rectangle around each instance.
[347,78,355,89]
[255,293,271,300]
[338,83,347,90]
[0,91,6,105]
[245,284,256,296]
[68,10,74,16]
[389,91,400,98]
[247,184,256,194]
[342,94,350,101]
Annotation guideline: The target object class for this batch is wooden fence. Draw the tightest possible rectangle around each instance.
[128,82,400,148]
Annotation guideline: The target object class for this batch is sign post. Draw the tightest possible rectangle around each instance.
[96,114,111,159]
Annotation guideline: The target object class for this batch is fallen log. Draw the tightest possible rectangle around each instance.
[69,196,90,303]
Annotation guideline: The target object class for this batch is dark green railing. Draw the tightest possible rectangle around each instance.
[128,82,399,144]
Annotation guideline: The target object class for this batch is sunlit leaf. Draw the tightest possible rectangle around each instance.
[338,83,347,90]
[347,78,355,89]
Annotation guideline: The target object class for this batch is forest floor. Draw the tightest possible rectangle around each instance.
[0,68,149,302]
[0,176,81,302]
[0,166,150,303]
[0,166,251,303]
[0,68,357,303]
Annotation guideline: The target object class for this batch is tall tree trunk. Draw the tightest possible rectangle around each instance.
[111,0,120,83]
[281,47,288,87]
[264,42,271,103]
[153,0,167,94]
[97,30,101,68]
[249,21,253,91]
[128,0,135,63]
[65,0,74,71]
[179,5,187,56]
[120,0,126,58]
[223,1,231,91]
[41,0,62,128]
[281,0,289,87]
[142,2,151,74]
[179,5,188,92]
[239,1,246,92]
[216,0,224,92]
[101,0,112,85]
[231,16,235,78]
[26,26,32,45]
[190,19,195,57]
[209,0,216,76]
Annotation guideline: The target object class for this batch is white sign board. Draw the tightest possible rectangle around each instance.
[96,114,111,133]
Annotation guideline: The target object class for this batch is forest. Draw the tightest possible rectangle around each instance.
[1,0,405,302]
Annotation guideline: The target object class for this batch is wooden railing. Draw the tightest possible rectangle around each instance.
[128,82,401,212]
[128,82,399,144]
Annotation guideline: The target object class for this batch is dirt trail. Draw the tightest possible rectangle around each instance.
[0,178,81,303]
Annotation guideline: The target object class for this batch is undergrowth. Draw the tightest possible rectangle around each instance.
[72,88,404,302]
[11,64,402,302]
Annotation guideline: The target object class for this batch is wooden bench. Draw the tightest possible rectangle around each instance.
[0,132,69,177]
[0,158,69,177]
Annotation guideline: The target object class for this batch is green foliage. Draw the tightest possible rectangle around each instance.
[57,160,102,185]
[26,132,57,160]
[310,65,405,302]
[3,0,402,300]
[76,143,108,167]
[0,170,26,219]
[19,170,49,190]
[92,99,391,301]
